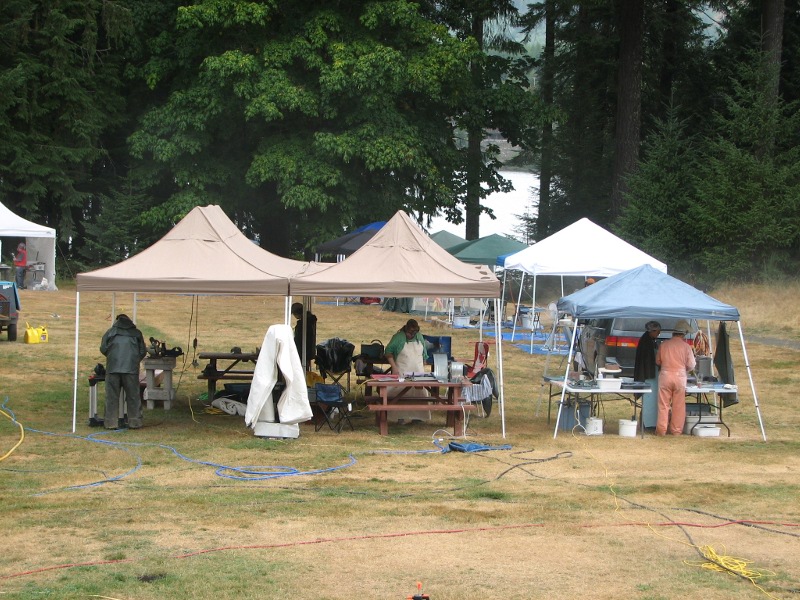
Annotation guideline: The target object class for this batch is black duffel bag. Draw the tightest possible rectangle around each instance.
[359,339,384,360]
[315,337,356,376]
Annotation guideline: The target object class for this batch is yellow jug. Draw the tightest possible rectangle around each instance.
[24,322,48,344]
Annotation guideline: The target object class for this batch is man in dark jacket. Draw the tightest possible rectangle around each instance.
[100,314,147,429]
[291,302,317,367]
[634,320,661,429]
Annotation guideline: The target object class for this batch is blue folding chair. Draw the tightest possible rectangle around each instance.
[313,383,354,432]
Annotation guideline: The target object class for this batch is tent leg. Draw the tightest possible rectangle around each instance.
[511,272,525,341]
[495,298,506,439]
[737,321,767,442]
[553,325,579,439]
[72,292,81,433]
[529,275,536,353]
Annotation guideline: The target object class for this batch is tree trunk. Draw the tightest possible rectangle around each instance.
[762,0,784,99]
[464,16,485,241]
[537,0,555,240]
[657,0,680,115]
[610,0,644,218]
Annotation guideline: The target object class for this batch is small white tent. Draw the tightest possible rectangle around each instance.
[502,218,667,276]
[500,218,666,334]
[0,202,57,290]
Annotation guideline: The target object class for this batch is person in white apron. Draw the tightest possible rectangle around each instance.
[384,319,431,424]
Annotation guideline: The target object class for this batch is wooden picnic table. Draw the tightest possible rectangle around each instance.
[364,376,474,436]
[197,352,258,399]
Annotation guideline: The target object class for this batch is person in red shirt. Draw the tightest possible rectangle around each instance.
[13,243,27,288]
[655,319,696,435]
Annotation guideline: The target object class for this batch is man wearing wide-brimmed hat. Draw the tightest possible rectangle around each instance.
[655,319,696,436]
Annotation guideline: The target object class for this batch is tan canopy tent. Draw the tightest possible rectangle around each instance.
[76,205,326,295]
[292,211,509,436]
[292,211,499,298]
[72,205,329,431]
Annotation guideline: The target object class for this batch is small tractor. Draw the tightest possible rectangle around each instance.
[0,280,21,342]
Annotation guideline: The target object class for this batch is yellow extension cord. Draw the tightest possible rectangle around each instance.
[570,427,780,599]
[0,406,25,462]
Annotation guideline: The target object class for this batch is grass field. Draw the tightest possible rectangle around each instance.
[1,281,799,599]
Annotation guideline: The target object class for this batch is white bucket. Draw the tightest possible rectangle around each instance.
[618,419,638,438]
[585,417,603,436]
[521,314,533,329]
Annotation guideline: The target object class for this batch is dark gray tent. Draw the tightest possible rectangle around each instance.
[554,265,765,441]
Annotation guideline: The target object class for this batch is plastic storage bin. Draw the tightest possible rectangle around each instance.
[559,400,591,431]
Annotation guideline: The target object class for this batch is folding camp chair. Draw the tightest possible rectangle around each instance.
[313,383,354,432]
[315,338,355,392]
[541,302,573,353]
[464,341,490,379]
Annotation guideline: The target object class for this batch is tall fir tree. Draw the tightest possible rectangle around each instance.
[690,49,800,280]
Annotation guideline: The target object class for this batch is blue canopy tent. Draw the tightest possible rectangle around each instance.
[315,221,387,261]
[552,265,766,440]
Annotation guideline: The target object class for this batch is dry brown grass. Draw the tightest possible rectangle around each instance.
[1,282,799,600]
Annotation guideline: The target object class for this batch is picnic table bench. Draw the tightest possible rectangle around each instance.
[197,352,258,399]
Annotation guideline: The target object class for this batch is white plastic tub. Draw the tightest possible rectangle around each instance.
[691,425,721,437]
[452,315,470,327]
[597,378,622,391]
[618,419,638,437]
[683,414,719,435]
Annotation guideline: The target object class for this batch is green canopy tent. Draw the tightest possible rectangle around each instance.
[447,234,527,266]
[430,230,467,251]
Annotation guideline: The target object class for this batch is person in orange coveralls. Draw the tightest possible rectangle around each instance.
[655,319,696,436]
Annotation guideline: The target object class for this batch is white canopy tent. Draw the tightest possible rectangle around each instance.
[0,201,57,290]
[500,218,667,338]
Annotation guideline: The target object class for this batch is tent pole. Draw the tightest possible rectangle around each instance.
[495,297,505,438]
[529,274,538,353]
[133,292,138,323]
[736,321,767,442]
[553,322,579,439]
[511,272,525,341]
[500,270,507,324]
[478,300,485,342]
[72,292,81,433]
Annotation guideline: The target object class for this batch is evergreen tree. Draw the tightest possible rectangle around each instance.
[690,49,800,280]
[615,105,697,275]
[0,0,132,244]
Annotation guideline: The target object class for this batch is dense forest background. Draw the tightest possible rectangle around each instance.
[1,0,798,283]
